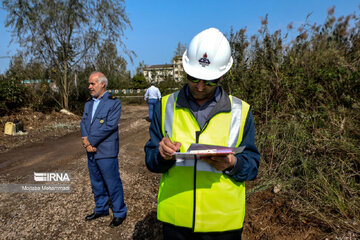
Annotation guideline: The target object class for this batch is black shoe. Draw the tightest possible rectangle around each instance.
[85,212,109,221]
[145,117,151,122]
[109,216,126,227]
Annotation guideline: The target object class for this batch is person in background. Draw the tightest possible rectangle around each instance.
[81,72,127,227]
[144,28,260,239]
[144,82,161,122]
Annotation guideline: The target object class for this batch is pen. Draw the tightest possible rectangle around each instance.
[165,130,180,153]
[165,130,173,143]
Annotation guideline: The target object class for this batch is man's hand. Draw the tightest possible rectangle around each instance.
[159,137,181,160]
[82,137,91,148]
[201,154,236,171]
[86,145,97,152]
[82,136,97,152]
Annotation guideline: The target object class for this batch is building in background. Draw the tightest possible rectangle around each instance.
[143,56,184,83]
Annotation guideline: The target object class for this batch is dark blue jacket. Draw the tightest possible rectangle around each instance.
[144,86,260,182]
[80,91,121,159]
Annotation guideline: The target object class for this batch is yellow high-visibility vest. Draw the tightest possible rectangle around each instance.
[157,91,250,232]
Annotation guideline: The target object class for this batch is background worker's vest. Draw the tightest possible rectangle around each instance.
[158,91,250,232]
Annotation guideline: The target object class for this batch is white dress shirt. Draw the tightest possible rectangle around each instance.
[144,86,161,101]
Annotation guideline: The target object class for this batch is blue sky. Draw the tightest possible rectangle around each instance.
[0,0,359,75]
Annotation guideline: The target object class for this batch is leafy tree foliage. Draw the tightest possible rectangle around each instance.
[0,74,27,115]
[131,73,148,89]
[225,10,360,118]
[0,54,58,115]
[3,0,132,110]
[95,40,130,89]
[158,75,180,95]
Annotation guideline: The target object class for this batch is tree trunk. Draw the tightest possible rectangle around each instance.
[62,64,69,110]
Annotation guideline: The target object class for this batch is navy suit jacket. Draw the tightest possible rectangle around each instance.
[80,91,121,159]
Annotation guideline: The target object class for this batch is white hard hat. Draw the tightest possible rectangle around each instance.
[182,28,233,80]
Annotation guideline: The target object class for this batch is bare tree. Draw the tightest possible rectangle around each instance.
[173,42,186,57]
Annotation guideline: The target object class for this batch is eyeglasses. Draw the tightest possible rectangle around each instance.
[187,75,219,87]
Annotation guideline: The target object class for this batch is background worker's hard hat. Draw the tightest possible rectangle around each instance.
[182,28,233,80]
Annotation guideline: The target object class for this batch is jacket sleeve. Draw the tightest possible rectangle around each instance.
[80,103,88,137]
[144,101,176,173]
[224,110,260,182]
[88,99,121,147]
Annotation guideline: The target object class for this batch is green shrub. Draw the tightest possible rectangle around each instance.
[225,8,360,234]
[0,76,28,115]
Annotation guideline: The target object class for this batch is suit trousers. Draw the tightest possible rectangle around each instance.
[87,155,127,218]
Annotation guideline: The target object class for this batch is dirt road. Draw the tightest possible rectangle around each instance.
[0,132,82,181]
[0,105,163,239]
[0,105,327,239]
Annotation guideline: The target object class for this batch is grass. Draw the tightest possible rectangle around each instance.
[252,105,360,235]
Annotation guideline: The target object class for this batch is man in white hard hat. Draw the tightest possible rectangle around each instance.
[145,28,260,239]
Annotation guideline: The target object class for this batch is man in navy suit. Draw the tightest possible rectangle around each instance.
[81,72,127,227]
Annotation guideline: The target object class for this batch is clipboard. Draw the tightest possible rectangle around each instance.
[172,143,245,160]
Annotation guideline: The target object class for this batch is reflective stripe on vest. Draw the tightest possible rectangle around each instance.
[158,91,250,232]
[162,91,179,139]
